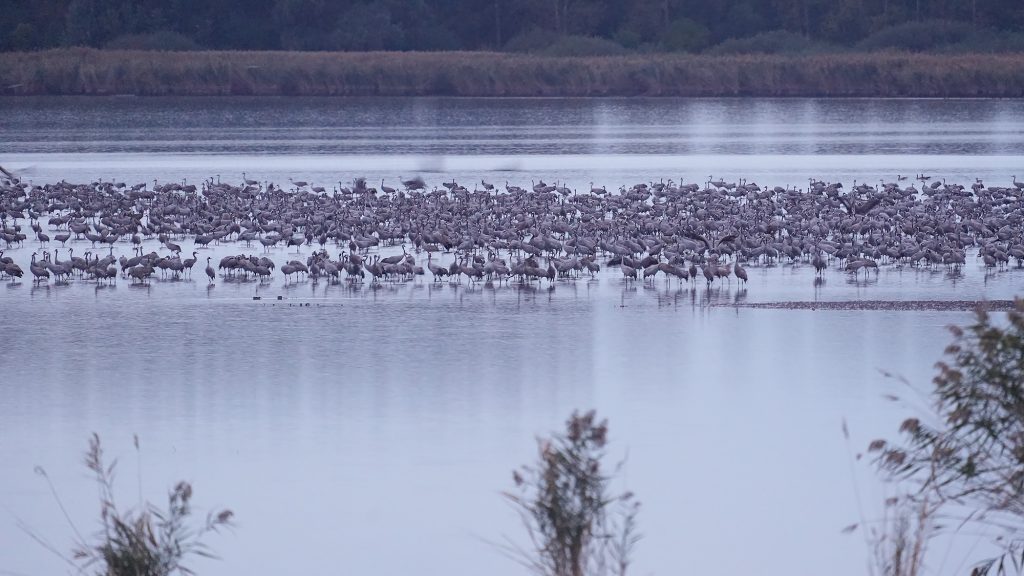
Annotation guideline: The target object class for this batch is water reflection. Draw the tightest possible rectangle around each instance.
[4,97,1024,188]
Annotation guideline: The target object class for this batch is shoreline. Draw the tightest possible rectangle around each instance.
[711,300,1017,311]
[3,48,1024,98]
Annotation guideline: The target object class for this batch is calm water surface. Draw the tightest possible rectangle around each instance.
[1,97,1022,576]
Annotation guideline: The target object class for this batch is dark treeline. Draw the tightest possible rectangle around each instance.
[3,0,1024,54]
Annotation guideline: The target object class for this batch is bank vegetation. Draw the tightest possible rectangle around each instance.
[2,48,1023,98]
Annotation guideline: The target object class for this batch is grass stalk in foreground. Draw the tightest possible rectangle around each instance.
[501,410,641,576]
[27,434,233,576]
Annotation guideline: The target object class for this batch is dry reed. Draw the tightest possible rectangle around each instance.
[2,48,1023,97]
[501,410,641,576]
[25,434,234,576]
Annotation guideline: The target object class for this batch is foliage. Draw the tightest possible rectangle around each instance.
[504,28,560,53]
[872,301,1024,574]
[328,2,405,51]
[502,410,641,576]
[541,36,628,57]
[9,23,39,50]
[63,0,128,48]
[660,18,711,53]
[858,20,1024,54]
[5,50,1024,97]
[963,31,1024,55]
[869,494,936,576]
[857,20,977,52]
[3,0,1024,53]
[30,434,233,576]
[708,29,835,55]
[105,31,201,51]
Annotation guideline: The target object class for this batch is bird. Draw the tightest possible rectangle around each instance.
[702,264,716,287]
[621,264,637,281]
[812,253,827,276]
[0,171,1016,299]
[183,252,198,277]
[427,253,447,281]
[838,194,884,215]
[734,262,748,285]
[205,257,215,283]
[401,176,425,190]
[683,232,738,255]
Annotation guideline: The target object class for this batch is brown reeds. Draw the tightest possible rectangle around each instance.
[865,300,1024,575]
[2,48,1024,97]
[501,410,641,576]
[25,434,233,576]
[868,495,935,576]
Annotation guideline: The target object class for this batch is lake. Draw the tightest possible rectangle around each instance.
[1,96,1022,576]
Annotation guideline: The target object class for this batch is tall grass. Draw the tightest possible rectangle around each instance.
[501,410,641,576]
[26,434,233,576]
[869,495,935,576]
[844,419,938,576]
[2,48,1024,97]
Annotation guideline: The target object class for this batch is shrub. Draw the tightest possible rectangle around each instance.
[105,31,201,51]
[660,18,711,53]
[708,30,836,55]
[30,434,233,576]
[868,494,935,576]
[328,2,405,51]
[872,300,1024,574]
[504,30,627,57]
[612,29,644,51]
[857,20,973,52]
[9,23,40,51]
[504,28,559,53]
[502,410,641,576]
[944,30,1024,54]
[541,36,627,57]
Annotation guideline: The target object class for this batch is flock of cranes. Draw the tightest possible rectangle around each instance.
[2,169,1024,292]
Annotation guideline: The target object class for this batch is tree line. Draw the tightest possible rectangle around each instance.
[3,0,1023,53]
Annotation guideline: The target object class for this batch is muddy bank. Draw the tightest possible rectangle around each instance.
[713,300,1017,311]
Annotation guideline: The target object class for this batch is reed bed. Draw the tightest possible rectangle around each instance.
[2,48,1024,97]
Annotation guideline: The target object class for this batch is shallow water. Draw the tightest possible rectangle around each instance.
[1,97,1021,576]
[4,96,1024,189]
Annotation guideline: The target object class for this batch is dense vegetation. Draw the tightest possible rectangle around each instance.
[4,50,1023,97]
[868,301,1024,574]
[3,0,1024,55]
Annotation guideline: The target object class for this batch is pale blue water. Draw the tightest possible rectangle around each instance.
[1,97,1020,576]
